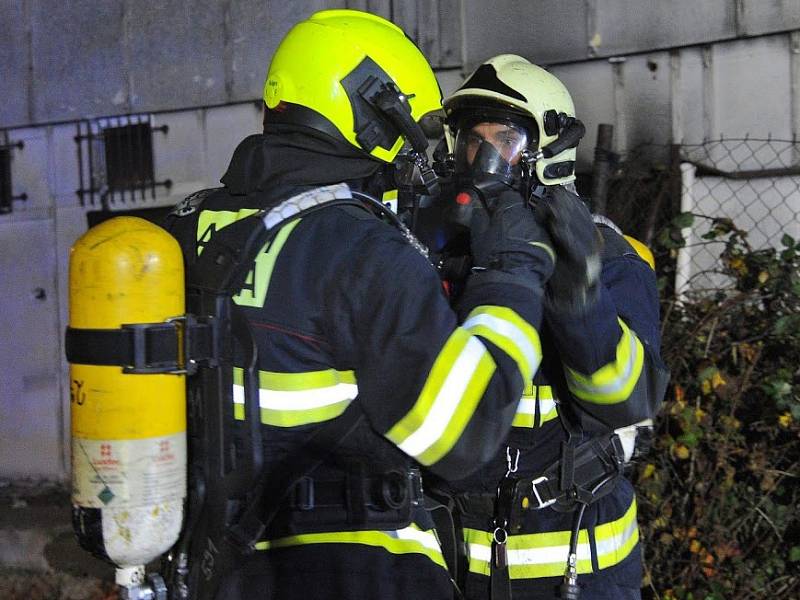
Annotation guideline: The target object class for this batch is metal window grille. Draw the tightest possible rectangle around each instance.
[104,121,154,190]
[75,114,171,207]
[0,147,10,214]
[0,130,26,214]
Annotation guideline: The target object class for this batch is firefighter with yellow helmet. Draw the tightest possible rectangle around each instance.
[159,12,571,600]
[429,55,670,599]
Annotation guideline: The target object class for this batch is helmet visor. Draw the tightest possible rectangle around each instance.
[454,122,531,180]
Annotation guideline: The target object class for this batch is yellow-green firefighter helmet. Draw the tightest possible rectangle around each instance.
[264,9,442,163]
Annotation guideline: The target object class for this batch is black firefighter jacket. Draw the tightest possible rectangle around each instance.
[166,133,554,600]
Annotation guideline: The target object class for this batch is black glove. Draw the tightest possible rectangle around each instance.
[469,189,555,283]
[536,186,603,314]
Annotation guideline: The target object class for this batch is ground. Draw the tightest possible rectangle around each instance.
[0,569,117,600]
[0,480,116,600]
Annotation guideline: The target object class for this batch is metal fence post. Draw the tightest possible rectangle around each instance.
[591,123,614,215]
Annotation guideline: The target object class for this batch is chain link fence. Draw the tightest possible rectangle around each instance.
[598,137,800,294]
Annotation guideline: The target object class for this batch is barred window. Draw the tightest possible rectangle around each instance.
[103,121,154,191]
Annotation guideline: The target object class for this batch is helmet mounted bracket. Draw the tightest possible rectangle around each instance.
[341,57,429,156]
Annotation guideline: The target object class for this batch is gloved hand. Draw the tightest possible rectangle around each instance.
[469,189,555,283]
[536,185,603,314]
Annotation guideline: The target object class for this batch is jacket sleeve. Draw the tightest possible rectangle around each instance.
[543,227,669,430]
[343,228,549,480]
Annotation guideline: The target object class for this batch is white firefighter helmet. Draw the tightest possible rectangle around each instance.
[444,54,578,186]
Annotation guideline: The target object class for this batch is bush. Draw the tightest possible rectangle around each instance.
[636,214,800,599]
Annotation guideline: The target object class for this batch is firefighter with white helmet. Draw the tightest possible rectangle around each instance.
[446,54,580,192]
[432,55,669,600]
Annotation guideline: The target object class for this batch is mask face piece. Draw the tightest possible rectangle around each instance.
[454,122,531,184]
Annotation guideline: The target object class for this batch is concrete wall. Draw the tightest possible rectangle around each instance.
[458,1,800,165]
[547,32,800,167]
[2,0,325,126]
[462,0,800,68]
[0,0,461,128]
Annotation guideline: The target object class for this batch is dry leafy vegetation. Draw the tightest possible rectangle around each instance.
[635,213,800,599]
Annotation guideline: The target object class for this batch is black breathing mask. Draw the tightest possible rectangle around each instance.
[454,121,533,187]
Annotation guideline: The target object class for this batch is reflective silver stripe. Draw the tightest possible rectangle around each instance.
[467,542,491,562]
[539,398,557,416]
[510,542,592,566]
[262,183,351,229]
[515,397,537,418]
[515,397,556,419]
[388,526,442,553]
[397,336,489,457]
[592,213,622,234]
[467,540,592,566]
[513,387,558,428]
[462,312,540,379]
[594,511,638,557]
[232,382,358,410]
[566,325,642,399]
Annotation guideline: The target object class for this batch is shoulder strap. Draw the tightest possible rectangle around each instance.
[173,186,369,600]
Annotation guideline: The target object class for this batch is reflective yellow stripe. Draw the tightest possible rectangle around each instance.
[195,208,301,309]
[463,306,542,382]
[254,524,446,568]
[511,406,536,428]
[234,219,300,308]
[512,386,559,428]
[416,349,495,465]
[595,498,640,569]
[232,368,358,427]
[196,208,260,253]
[234,368,356,390]
[464,497,638,579]
[386,328,496,466]
[512,385,558,428]
[234,399,351,427]
[539,403,559,425]
[565,319,645,404]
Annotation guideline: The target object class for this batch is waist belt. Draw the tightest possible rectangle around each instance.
[520,434,626,514]
[463,435,627,600]
[457,434,626,531]
[267,467,424,536]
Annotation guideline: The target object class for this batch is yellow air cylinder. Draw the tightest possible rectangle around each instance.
[623,234,656,270]
[68,216,186,570]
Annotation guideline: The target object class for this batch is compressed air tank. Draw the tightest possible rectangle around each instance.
[623,234,656,270]
[68,216,186,579]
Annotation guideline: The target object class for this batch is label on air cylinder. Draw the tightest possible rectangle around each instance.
[72,432,186,509]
